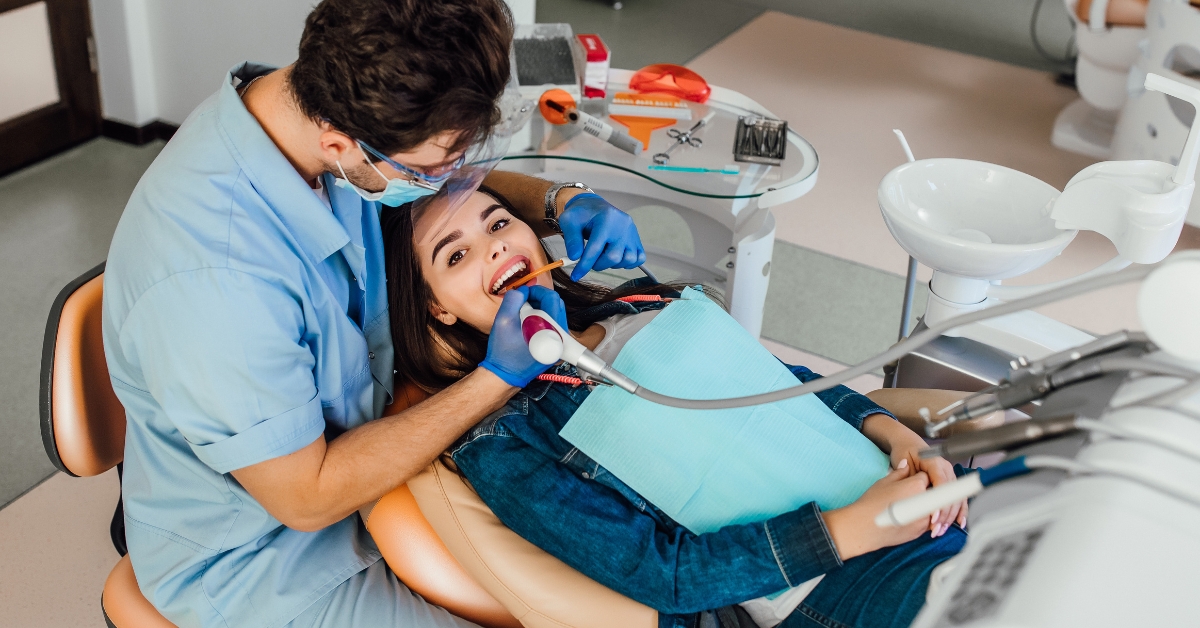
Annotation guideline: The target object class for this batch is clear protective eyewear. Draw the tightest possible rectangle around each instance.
[357,140,466,189]
[409,61,535,243]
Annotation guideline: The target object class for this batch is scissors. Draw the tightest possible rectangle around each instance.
[652,112,717,165]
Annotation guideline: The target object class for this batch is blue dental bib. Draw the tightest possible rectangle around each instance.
[560,288,890,534]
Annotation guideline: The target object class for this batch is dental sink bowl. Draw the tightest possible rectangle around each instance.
[878,158,1078,281]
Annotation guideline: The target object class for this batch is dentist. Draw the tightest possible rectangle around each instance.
[101,1,645,626]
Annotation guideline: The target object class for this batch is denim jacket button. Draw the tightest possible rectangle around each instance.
[581,472,590,479]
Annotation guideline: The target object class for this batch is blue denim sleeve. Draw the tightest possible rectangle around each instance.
[451,433,843,614]
[785,364,896,431]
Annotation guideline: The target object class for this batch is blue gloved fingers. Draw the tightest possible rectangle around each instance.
[479,286,554,388]
[636,247,647,267]
[559,192,646,281]
[591,234,630,273]
[558,192,603,262]
[621,246,640,269]
[571,231,609,281]
[526,285,569,330]
[560,211,587,262]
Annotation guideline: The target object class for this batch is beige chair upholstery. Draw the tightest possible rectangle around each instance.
[40,265,178,627]
[407,461,658,628]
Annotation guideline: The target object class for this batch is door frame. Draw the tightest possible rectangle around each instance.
[0,0,102,177]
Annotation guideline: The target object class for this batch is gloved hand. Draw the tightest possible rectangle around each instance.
[558,193,647,282]
[479,286,570,387]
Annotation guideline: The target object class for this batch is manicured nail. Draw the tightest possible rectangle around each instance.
[897,459,908,469]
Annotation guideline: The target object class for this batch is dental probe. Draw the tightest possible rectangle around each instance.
[499,258,577,293]
[875,454,1200,528]
[501,259,658,294]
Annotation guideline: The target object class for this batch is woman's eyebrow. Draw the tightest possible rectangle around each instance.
[429,204,505,263]
[431,230,463,264]
[480,203,503,221]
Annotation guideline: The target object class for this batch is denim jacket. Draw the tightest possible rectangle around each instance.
[449,299,897,628]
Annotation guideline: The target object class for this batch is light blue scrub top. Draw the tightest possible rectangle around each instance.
[103,63,395,628]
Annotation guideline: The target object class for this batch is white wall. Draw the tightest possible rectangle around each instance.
[90,0,537,127]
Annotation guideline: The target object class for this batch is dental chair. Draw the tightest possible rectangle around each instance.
[40,263,994,628]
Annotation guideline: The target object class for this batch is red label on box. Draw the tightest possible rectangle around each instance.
[577,34,609,62]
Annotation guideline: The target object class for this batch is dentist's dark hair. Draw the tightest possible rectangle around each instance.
[382,190,698,393]
[290,0,512,157]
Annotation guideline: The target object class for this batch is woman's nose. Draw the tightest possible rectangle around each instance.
[488,237,508,260]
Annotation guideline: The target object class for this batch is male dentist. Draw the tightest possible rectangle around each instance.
[101,1,645,626]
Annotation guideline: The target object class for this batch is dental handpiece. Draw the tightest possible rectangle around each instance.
[924,331,1160,436]
[920,415,1080,460]
[518,304,638,392]
[877,454,1200,528]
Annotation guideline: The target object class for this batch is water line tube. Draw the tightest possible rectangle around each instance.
[622,259,1179,409]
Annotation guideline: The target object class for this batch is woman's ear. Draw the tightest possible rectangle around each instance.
[430,302,458,326]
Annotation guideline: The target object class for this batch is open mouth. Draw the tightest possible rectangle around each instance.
[490,258,532,295]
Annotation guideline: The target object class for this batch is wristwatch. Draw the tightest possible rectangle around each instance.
[543,181,593,232]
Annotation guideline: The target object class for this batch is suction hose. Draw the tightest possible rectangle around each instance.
[613,252,1199,410]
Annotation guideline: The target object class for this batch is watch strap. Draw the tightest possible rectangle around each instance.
[543,182,593,232]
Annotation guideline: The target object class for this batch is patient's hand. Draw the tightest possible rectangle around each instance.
[822,460,931,561]
[863,414,968,538]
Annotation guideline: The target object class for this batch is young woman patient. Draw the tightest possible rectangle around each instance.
[382,188,969,628]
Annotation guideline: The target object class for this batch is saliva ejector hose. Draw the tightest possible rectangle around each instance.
[519,252,1200,409]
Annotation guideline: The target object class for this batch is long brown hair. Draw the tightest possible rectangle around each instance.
[382,189,702,392]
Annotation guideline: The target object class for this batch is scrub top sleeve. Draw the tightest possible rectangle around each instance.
[118,268,326,474]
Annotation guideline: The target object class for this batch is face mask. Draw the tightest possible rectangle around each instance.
[334,145,439,207]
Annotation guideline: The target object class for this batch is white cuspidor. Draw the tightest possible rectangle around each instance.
[878,73,1200,360]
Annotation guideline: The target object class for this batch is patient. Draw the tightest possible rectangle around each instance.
[382,189,968,628]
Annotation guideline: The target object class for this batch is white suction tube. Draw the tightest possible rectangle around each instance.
[611,252,1200,409]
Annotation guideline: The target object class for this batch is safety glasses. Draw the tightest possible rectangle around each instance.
[357,140,465,186]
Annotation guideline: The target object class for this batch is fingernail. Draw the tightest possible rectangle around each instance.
[897,459,908,469]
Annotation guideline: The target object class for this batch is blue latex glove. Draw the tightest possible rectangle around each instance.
[559,193,647,282]
[479,286,570,387]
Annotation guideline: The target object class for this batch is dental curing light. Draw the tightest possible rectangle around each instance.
[538,89,644,155]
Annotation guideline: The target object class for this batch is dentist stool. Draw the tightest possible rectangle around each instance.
[37,264,523,628]
[38,262,174,628]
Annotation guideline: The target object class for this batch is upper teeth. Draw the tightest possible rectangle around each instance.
[492,261,528,293]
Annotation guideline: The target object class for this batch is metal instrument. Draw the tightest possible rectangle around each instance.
[652,112,715,165]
